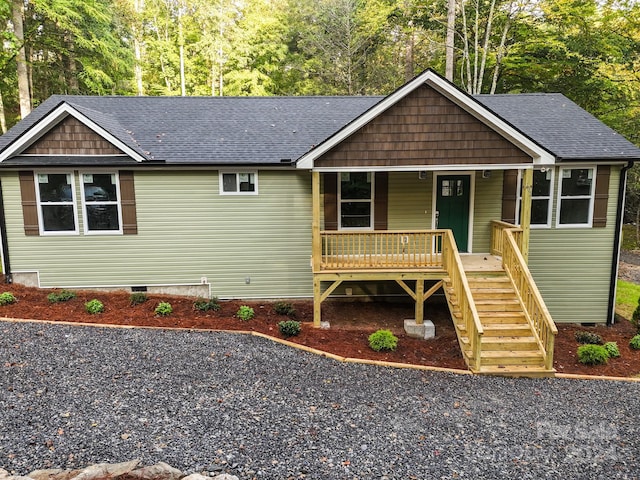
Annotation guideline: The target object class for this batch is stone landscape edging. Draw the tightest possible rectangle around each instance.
[0,460,239,480]
[3,317,640,382]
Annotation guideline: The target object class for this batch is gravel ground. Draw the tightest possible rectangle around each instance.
[1,321,639,480]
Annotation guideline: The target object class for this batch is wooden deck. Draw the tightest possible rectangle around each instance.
[311,225,556,377]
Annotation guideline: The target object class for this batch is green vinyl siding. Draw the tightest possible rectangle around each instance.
[471,170,502,253]
[387,172,431,230]
[3,170,313,298]
[528,165,621,324]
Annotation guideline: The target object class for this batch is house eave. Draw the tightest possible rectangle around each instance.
[296,69,555,170]
[0,103,148,163]
[311,163,540,173]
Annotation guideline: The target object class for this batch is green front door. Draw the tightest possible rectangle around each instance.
[436,175,471,252]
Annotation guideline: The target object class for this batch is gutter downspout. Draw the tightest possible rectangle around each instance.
[0,180,11,283]
[608,160,634,325]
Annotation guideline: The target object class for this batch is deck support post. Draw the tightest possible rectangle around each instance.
[520,168,533,263]
[313,276,322,327]
[415,280,424,324]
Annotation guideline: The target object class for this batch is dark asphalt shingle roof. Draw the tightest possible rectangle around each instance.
[0,91,638,165]
[475,93,640,160]
[0,95,383,165]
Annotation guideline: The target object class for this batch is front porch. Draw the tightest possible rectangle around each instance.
[310,216,557,377]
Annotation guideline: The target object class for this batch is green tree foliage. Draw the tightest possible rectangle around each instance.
[1,0,640,163]
[1,0,133,123]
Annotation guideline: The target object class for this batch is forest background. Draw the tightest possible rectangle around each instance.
[3,0,640,221]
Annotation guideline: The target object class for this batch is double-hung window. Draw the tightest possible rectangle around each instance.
[220,172,257,194]
[557,167,595,227]
[36,173,78,234]
[517,169,553,227]
[339,172,373,229]
[81,173,122,234]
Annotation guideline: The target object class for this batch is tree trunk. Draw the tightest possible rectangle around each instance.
[472,1,479,93]
[476,0,497,93]
[490,15,512,94]
[0,91,7,134]
[460,0,472,92]
[133,0,144,96]
[178,5,186,96]
[12,0,31,118]
[66,34,79,94]
[636,205,640,248]
[445,0,456,81]
[405,27,414,82]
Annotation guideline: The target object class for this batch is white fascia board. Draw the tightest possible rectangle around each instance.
[426,79,555,165]
[312,163,536,173]
[296,70,555,170]
[0,103,147,163]
[296,73,431,169]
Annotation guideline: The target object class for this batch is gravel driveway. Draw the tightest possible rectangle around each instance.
[1,321,638,479]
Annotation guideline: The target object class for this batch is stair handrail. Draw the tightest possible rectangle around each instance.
[490,220,523,256]
[442,230,484,371]
[501,228,558,370]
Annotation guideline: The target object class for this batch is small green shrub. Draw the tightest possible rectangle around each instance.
[0,292,16,306]
[85,299,104,314]
[603,342,621,358]
[278,320,301,337]
[194,297,221,312]
[368,329,398,352]
[129,292,148,306]
[630,334,640,350]
[154,302,173,316]
[274,302,296,317]
[574,331,604,345]
[632,297,640,330]
[236,305,254,321]
[47,290,76,303]
[577,344,609,365]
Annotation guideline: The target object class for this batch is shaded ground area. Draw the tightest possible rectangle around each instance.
[1,284,639,377]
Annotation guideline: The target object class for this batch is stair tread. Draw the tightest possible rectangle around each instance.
[473,298,520,304]
[482,336,537,343]
[479,311,526,317]
[470,288,515,293]
[481,350,543,358]
[475,365,555,377]
[483,322,530,329]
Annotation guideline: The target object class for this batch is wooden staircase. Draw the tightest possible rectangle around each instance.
[445,272,556,377]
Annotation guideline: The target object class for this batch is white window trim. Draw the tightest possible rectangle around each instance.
[338,172,375,230]
[80,171,124,235]
[219,171,259,195]
[34,171,79,236]
[556,166,596,228]
[516,168,554,229]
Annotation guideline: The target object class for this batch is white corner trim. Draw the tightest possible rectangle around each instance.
[296,69,555,170]
[0,103,147,163]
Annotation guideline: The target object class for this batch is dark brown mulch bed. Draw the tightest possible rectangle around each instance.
[0,284,639,377]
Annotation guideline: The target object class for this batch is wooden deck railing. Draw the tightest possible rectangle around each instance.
[490,220,523,256]
[442,230,484,371]
[499,227,557,370]
[319,230,445,270]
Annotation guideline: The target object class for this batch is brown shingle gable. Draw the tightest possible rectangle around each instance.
[315,84,532,168]
[24,116,123,155]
